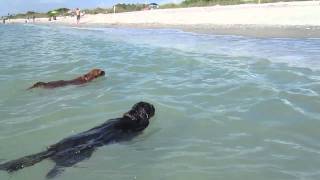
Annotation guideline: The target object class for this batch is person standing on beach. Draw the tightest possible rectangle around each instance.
[76,8,81,24]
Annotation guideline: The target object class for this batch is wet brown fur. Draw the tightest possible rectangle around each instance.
[28,69,105,89]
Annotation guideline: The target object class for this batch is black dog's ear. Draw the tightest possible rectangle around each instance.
[138,109,149,122]
[123,110,137,121]
[131,102,155,119]
[121,108,150,131]
[119,102,154,131]
[124,107,149,121]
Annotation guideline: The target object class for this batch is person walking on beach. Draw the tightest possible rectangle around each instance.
[76,8,81,24]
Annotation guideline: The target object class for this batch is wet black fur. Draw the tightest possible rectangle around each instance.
[0,102,155,178]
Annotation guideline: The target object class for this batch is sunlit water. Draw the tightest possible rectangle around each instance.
[0,24,320,180]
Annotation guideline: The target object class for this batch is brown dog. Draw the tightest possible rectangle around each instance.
[28,69,105,89]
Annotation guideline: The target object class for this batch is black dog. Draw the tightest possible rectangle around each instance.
[0,102,155,178]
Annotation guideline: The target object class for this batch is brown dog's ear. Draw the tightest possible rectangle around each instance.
[92,69,102,77]
[94,69,100,76]
[87,69,98,80]
[83,69,104,81]
[83,74,90,81]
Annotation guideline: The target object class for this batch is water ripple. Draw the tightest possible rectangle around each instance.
[1,24,320,180]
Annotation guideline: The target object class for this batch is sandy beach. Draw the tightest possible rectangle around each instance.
[7,1,320,37]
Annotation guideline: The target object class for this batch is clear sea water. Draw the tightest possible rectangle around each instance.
[0,24,320,180]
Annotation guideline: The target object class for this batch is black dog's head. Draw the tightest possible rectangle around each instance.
[121,102,155,132]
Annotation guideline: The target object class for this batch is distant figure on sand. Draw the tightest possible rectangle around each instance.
[32,15,35,23]
[76,8,81,24]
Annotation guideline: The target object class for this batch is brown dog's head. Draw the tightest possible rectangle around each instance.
[83,69,105,81]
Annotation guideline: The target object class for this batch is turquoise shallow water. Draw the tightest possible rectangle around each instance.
[0,24,320,180]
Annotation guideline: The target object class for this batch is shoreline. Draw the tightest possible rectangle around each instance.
[5,1,320,38]
[16,23,320,38]
[95,23,320,38]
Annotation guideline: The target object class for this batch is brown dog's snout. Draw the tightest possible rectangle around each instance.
[100,71,105,76]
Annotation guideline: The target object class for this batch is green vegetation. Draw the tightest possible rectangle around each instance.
[159,3,180,9]
[9,8,70,19]
[10,11,48,19]
[83,7,110,14]
[166,0,309,8]
[49,8,70,16]
[114,3,147,13]
[54,8,70,14]
[83,4,148,14]
[180,0,251,7]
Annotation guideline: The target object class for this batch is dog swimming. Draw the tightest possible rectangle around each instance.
[0,102,155,178]
[28,69,105,89]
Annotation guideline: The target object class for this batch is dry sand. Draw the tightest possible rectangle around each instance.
[7,1,320,37]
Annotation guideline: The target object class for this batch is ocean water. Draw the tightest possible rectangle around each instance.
[0,24,320,180]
